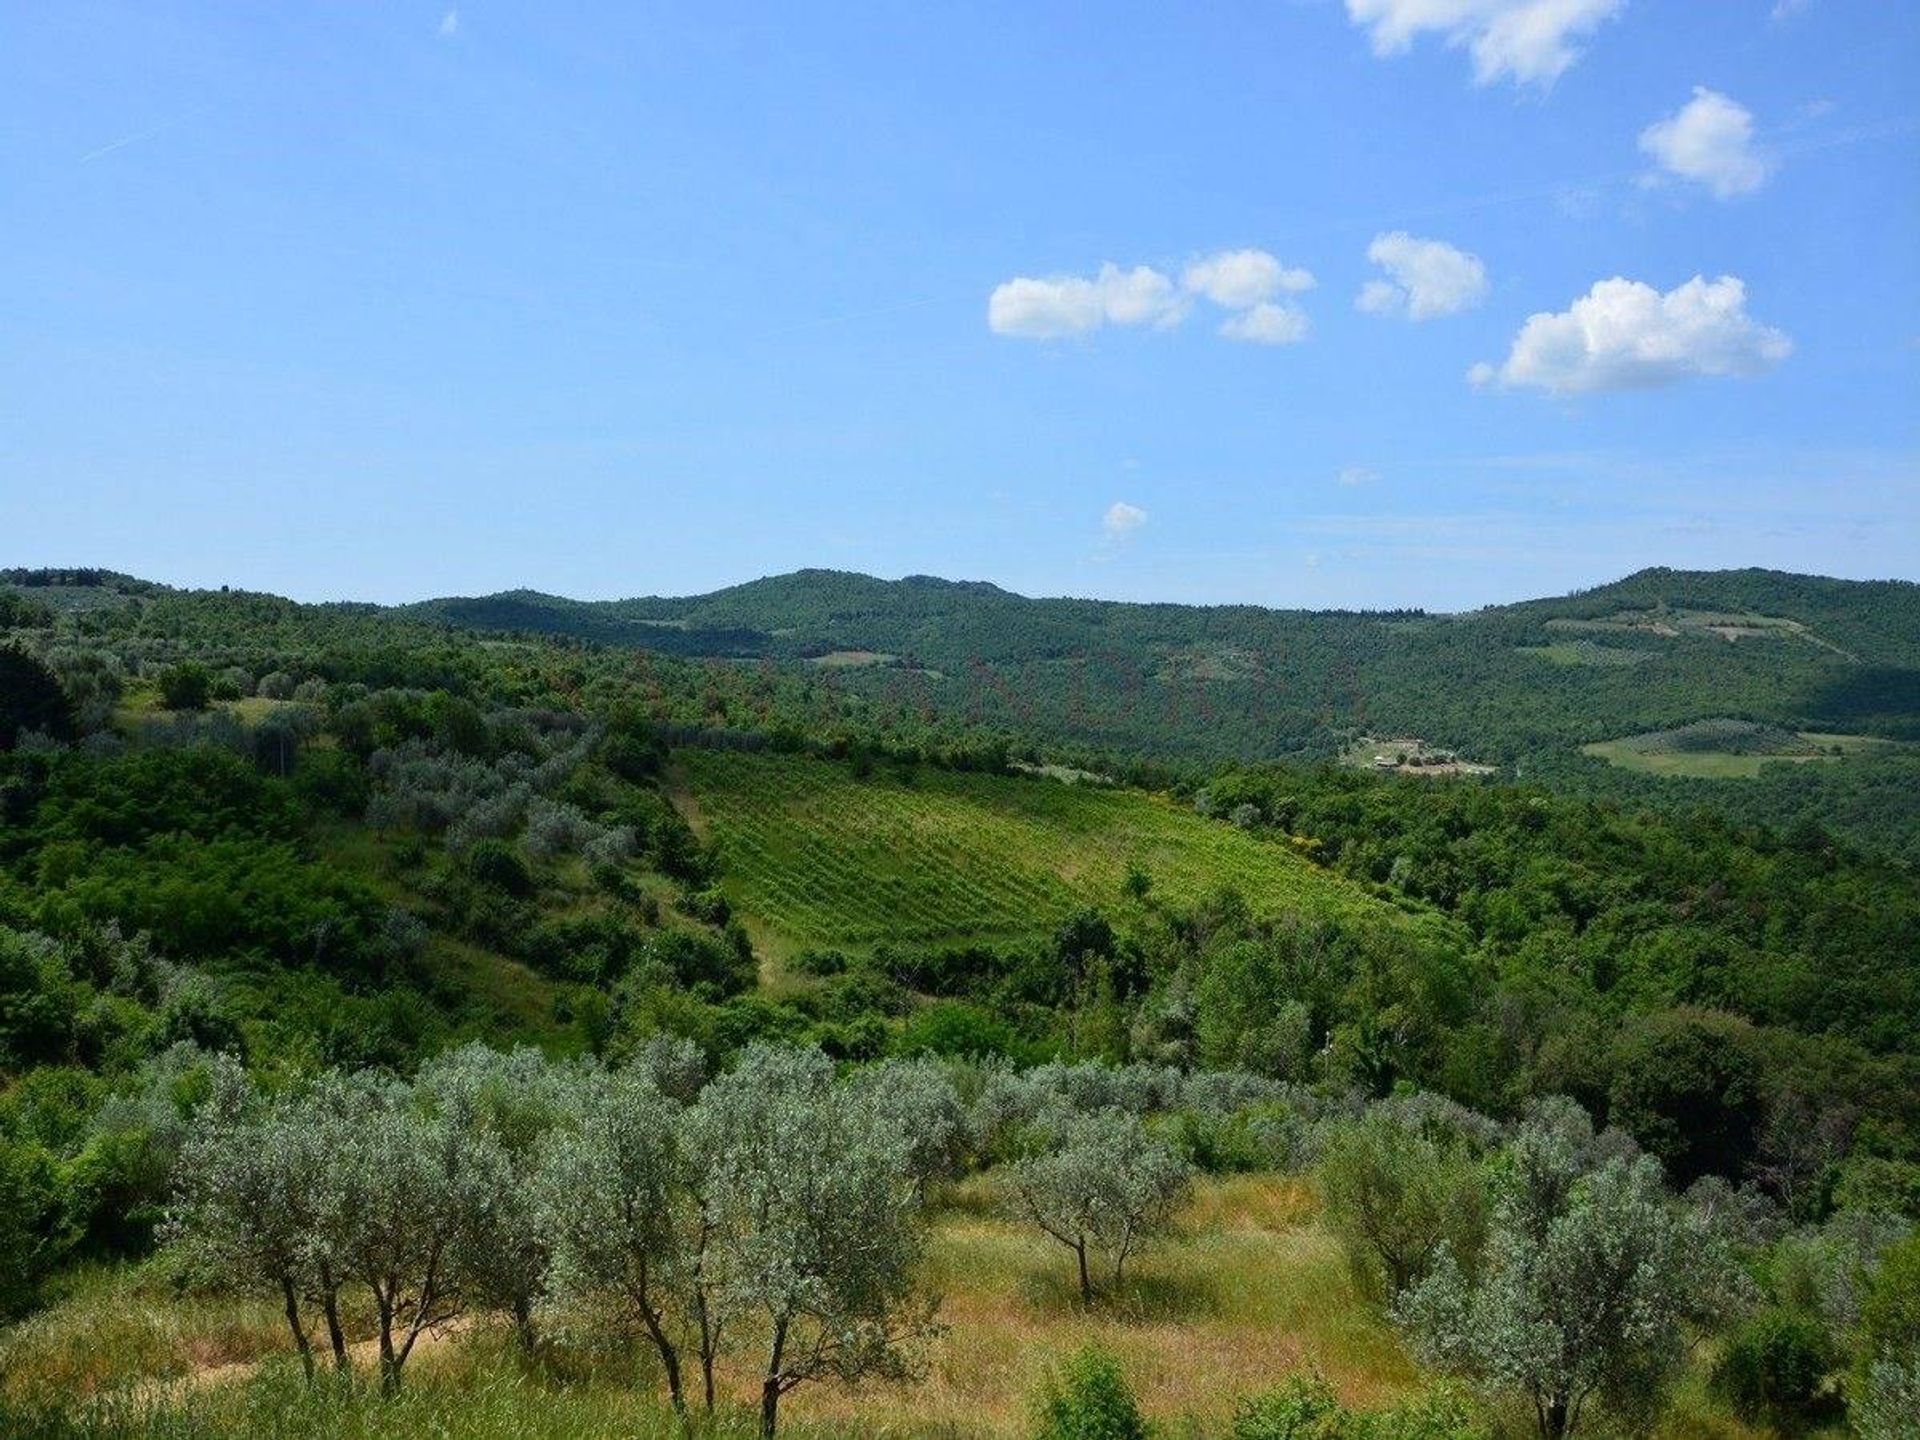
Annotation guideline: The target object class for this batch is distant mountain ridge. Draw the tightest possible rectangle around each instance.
[6,561,1920,859]
[398,564,1920,671]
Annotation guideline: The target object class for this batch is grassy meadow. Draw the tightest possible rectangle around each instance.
[672,750,1426,959]
[0,1172,1782,1440]
[1581,720,1888,780]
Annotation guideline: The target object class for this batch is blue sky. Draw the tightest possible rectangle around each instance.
[3,1,1916,609]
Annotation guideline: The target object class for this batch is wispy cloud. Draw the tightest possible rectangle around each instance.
[1344,0,1626,88]
[1102,501,1148,542]
[438,9,461,39]
[79,112,193,165]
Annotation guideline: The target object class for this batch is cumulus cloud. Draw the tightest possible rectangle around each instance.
[1345,0,1625,86]
[1182,249,1315,309]
[1476,275,1791,395]
[1102,501,1148,541]
[1219,302,1311,345]
[990,247,1315,345]
[1639,88,1770,199]
[1356,232,1488,320]
[987,263,1186,339]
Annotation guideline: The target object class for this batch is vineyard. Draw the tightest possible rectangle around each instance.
[674,749,1416,952]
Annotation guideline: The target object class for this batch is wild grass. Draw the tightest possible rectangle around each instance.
[1,1177,1412,1439]
[0,1265,292,1396]
[1582,721,1886,780]
[1,1177,1779,1439]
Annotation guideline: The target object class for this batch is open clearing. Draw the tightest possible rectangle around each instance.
[0,1177,1417,1438]
[1336,736,1496,777]
[1582,719,1887,779]
[1516,640,1653,668]
[674,750,1422,955]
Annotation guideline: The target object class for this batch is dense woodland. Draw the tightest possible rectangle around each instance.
[0,567,1917,1438]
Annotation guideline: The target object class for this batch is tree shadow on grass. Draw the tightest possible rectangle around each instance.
[1017,1264,1220,1323]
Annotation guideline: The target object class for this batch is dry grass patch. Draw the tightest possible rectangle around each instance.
[782,1174,1416,1438]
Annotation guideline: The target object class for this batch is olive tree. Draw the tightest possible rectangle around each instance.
[166,1060,337,1377]
[1395,1120,1737,1439]
[166,1060,386,1375]
[691,1044,938,1439]
[1318,1106,1489,1302]
[307,1071,504,1393]
[1009,1107,1191,1303]
[1855,1351,1920,1440]
[539,1065,724,1413]
[848,1057,968,1198]
[417,1043,580,1351]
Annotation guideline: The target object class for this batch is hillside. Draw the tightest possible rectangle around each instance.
[403,565,1920,859]
[674,749,1441,957]
[4,564,1920,1440]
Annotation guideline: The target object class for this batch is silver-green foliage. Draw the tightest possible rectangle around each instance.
[1854,1351,1920,1440]
[538,1064,720,1412]
[689,1043,938,1438]
[1394,1111,1740,1439]
[1009,1107,1191,1302]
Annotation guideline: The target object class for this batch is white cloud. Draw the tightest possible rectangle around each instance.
[1337,466,1381,486]
[1182,249,1315,309]
[989,247,1317,344]
[1639,88,1769,199]
[987,263,1187,339]
[1103,501,1148,540]
[1219,301,1311,345]
[438,8,460,38]
[1477,275,1791,395]
[1356,232,1489,320]
[1345,0,1625,87]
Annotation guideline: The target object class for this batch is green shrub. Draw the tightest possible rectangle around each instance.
[1034,1345,1149,1440]
[1712,1309,1837,1424]
[1233,1377,1479,1440]
[1232,1375,1345,1440]
[157,661,211,712]
[895,1000,1031,1061]
[465,838,534,898]
[794,947,849,977]
[1859,1235,1920,1377]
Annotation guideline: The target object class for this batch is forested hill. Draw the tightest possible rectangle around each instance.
[9,563,1920,857]
[394,566,1920,855]
[405,568,1920,675]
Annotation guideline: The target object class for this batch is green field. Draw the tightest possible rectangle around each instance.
[1582,720,1885,779]
[1516,640,1653,667]
[675,750,1412,953]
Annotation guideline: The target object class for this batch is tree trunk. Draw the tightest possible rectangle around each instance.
[1076,1240,1093,1303]
[279,1276,315,1381]
[633,1259,685,1413]
[319,1265,349,1372]
[512,1294,536,1354]
[639,1307,685,1413]
[1541,1394,1569,1440]
[759,1317,789,1440]
[699,1308,719,1413]
[376,1289,400,1396]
